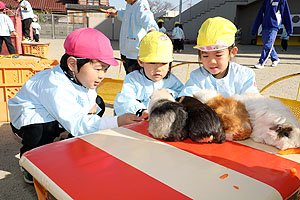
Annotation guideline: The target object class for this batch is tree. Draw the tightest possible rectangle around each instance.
[148,0,173,16]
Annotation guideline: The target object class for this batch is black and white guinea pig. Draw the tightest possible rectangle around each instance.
[148,89,188,142]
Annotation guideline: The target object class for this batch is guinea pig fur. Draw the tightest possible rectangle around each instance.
[178,96,225,143]
[148,89,188,142]
[194,90,252,141]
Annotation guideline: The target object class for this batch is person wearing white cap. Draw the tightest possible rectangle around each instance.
[179,17,259,98]
[8,28,142,184]
[32,16,41,42]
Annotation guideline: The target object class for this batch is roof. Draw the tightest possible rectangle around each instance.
[4,0,74,12]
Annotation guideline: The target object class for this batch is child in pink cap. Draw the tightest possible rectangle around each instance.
[8,28,142,184]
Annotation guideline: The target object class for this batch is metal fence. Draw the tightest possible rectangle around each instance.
[38,14,88,39]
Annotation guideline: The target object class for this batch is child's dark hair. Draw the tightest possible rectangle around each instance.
[197,43,236,60]
[60,53,95,72]
[158,22,163,29]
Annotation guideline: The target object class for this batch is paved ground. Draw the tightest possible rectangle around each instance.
[0,38,299,199]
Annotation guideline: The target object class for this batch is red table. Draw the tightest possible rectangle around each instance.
[20,121,300,200]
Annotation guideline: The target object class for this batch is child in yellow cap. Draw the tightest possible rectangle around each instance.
[114,31,184,116]
[179,17,259,97]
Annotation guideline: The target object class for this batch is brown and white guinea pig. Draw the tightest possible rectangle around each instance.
[178,96,225,143]
[194,89,252,141]
[148,89,188,142]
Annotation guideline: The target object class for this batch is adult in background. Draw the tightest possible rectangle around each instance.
[15,0,34,42]
[0,1,17,55]
[106,0,158,74]
[251,0,292,69]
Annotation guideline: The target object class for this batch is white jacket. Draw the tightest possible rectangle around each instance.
[117,0,158,59]
[0,13,15,36]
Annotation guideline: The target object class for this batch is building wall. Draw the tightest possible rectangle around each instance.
[88,13,121,40]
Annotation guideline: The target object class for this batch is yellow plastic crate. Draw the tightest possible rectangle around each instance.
[22,42,50,57]
[0,58,59,122]
[97,78,124,104]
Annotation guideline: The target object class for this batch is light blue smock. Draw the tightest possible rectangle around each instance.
[114,69,184,116]
[8,65,118,136]
[159,27,166,34]
[117,0,158,59]
[179,62,259,97]
[172,27,184,39]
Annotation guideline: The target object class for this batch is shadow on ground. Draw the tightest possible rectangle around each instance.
[0,123,37,200]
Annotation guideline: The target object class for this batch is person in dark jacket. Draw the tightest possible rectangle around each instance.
[251,0,292,69]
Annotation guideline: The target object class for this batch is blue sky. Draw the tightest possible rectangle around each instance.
[109,0,201,11]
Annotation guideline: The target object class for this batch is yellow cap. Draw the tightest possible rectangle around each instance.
[139,31,173,63]
[174,21,179,26]
[158,19,164,23]
[194,17,237,51]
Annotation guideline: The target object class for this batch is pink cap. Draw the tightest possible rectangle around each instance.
[0,1,6,9]
[64,28,118,66]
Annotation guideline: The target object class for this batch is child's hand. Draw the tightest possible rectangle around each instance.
[117,113,143,126]
[105,8,118,16]
[88,104,98,114]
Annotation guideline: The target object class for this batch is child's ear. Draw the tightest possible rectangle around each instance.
[67,56,77,72]
[137,56,144,67]
[230,47,238,58]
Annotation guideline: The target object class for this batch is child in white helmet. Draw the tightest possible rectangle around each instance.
[179,17,259,97]
[32,15,41,42]
[114,31,184,116]
[8,28,142,184]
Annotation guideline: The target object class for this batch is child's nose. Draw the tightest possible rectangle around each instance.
[209,58,217,64]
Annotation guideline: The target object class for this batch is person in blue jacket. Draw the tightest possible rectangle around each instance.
[180,17,259,98]
[106,0,158,74]
[8,28,142,184]
[114,31,184,116]
[251,0,292,69]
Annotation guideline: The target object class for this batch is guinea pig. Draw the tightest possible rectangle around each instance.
[194,89,252,141]
[178,96,225,143]
[148,89,188,142]
[233,93,300,150]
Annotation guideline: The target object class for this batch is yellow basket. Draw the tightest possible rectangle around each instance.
[21,42,50,57]
[260,73,300,121]
[0,56,58,122]
[97,78,124,104]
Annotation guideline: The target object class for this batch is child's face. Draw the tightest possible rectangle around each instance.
[75,60,109,89]
[138,60,169,82]
[200,47,237,79]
